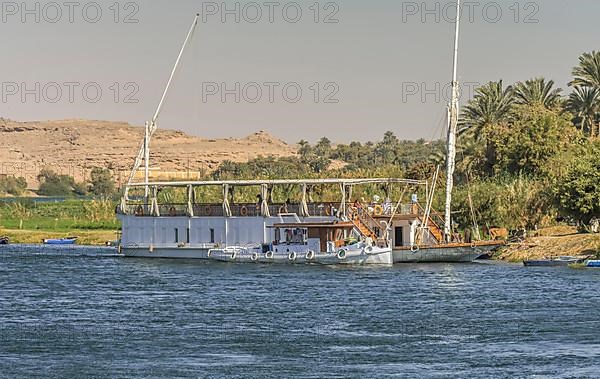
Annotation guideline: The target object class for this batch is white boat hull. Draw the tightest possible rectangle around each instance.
[314,246,393,266]
[122,243,497,265]
[122,246,210,259]
[121,245,392,266]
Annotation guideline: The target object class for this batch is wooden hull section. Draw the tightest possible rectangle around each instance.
[393,242,502,263]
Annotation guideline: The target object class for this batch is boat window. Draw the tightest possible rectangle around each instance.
[294,228,306,244]
[186,228,190,244]
[277,228,308,245]
[174,228,179,243]
[210,228,215,243]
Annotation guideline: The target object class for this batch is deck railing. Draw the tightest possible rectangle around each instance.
[119,202,343,217]
[119,201,422,219]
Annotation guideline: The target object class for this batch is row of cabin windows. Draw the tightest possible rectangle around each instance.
[174,228,215,244]
[168,227,405,246]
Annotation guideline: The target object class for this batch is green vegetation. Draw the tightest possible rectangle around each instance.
[35,167,117,198]
[0,168,118,245]
[569,50,600,137]
[554,141,600,225]
[37,169,88,197]
[2,51,599,243]
[0,200,119,231]
[0,176,27,196]
[206,50,600,232]
[89,168,116,197]
[0,229,117,246]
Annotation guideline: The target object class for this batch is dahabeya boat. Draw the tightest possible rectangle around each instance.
[116,3,503,265]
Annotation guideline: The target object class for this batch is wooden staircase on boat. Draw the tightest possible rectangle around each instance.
[352,217,378,240]
[348,209,387,247]
[417,216,444,243]
[414,203,445,243]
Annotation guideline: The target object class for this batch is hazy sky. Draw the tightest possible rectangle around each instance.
[1,0,599,143]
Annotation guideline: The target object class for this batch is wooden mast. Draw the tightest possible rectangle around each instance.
[124,14,200,201]
[444,0,461,242]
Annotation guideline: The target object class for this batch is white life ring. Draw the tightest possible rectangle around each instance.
[337,249,347,260]
[411,245,420,253]
[288,252,297,262]
[306,251,315,261]
[251,252,259,261]
[265,251,274,259]
[230,251,238,260]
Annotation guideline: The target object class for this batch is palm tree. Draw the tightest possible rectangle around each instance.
[458,81,515,176]
[514,77,563,109]
[459,80,515,134]
[297,139,311,159]
[375,131,399,164]
[570,51,600,89]
[566,86,600,137]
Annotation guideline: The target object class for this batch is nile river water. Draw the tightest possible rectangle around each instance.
[1,245,599,378]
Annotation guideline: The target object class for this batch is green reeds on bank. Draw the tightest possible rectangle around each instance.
[0,199,120,245]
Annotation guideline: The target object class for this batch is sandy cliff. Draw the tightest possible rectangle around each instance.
[0,118,296,187]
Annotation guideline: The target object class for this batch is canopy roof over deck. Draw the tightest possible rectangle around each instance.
[126,178,426,188]
[120,177,429,219]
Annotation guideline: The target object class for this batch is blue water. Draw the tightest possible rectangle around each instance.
[1,245,599,378]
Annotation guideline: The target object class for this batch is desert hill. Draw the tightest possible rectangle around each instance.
[0,118,296,187]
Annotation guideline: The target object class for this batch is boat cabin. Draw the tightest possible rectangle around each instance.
[270,222,356,253]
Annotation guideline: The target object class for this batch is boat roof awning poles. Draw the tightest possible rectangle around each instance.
[338,183,346,219]
[151,186,161,217]
[300,184,310,217]
[260,184,270,218]
[222,184,232,217]
[126,178,426,188]
[120,179,427,218]
[187,185,194,217]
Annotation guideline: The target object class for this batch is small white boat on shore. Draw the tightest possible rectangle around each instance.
[585,260,600,268]
[206,244,391,266]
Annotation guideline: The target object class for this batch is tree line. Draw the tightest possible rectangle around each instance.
[0,168,116,198]
[214,50,600,230]
[3,51,598,231]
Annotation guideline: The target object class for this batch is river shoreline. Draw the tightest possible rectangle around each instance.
[2,226,598,262]
[494,226,599,262]
[0,229,117,246]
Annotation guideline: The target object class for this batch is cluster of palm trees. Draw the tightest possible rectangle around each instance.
[568,51,600,137]
[460,50,600,138]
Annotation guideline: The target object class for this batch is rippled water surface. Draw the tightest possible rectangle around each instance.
[1,245,599,378]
